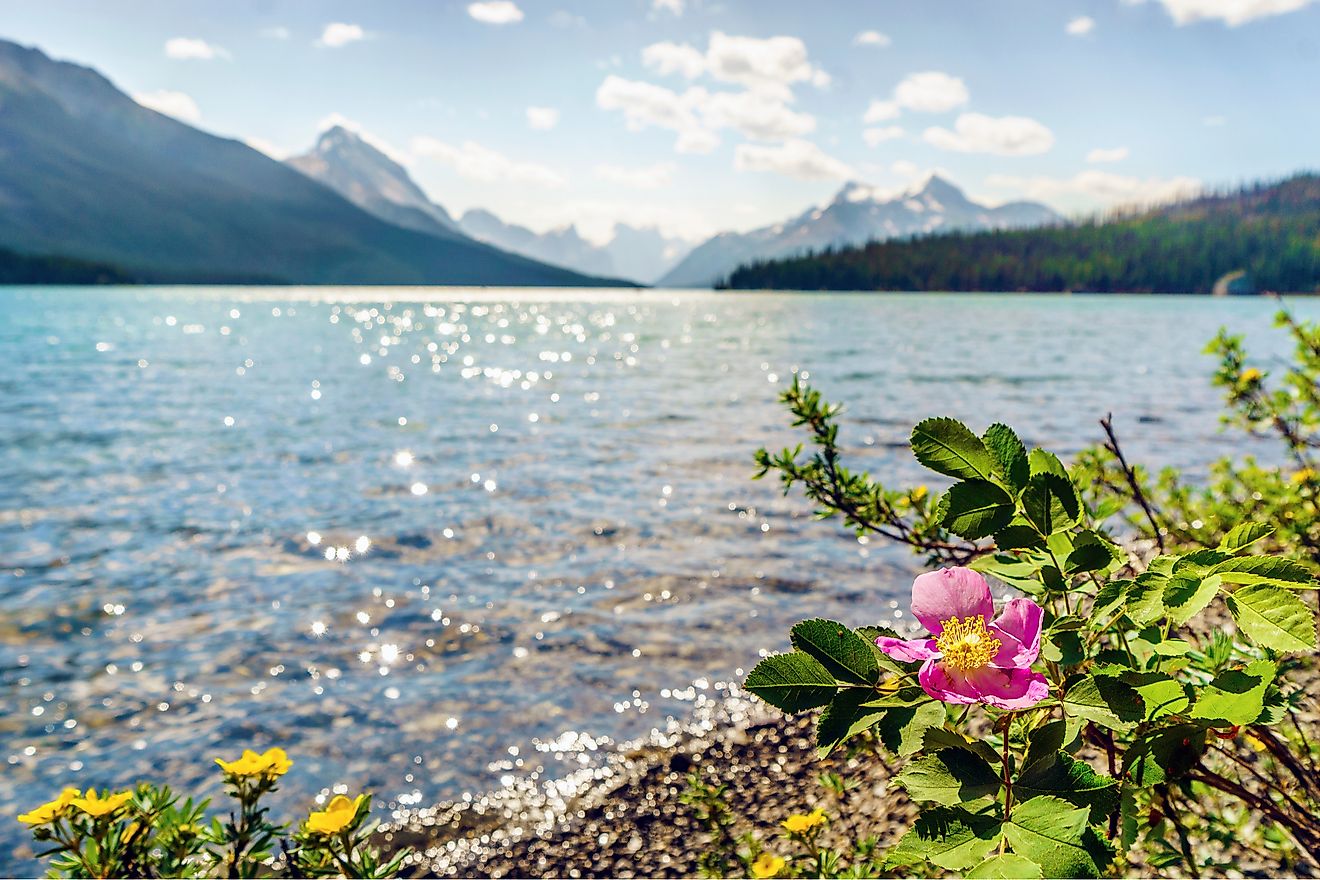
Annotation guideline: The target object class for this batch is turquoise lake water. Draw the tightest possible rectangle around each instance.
[0,287,1308,870]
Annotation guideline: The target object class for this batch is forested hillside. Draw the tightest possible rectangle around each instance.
[723,174,1320,294]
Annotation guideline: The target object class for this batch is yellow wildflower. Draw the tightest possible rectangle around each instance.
[911,485,929,502]
[17,788,80,826]
[1240,367,1262,384]
[752,852,786,878]
[306,794,364,835]
[215,747,293,778]
[781,808,826,834]
[260,747,293,777]
[71,790,133,818]
[1291,468,1315,485]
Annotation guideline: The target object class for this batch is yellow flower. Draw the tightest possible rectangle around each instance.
[306,794,364,835]
[17,788,80,826]
[752,852,786,878]
[71,790,133,818]
[1240,367,1262,384]
[911,485,929,502]
[216,747,293,778]
[781,808,826,834]
[1291,468,1315,485]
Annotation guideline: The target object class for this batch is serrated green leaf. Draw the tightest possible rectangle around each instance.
[1091,579,1129,622]
[1226,583,1318,652]
[1061,675,1144,730]
[1118,671,1189,721]
[1016,752,1119,823]
[1124,724,1206,786]
[911,417,997,481]
[816,689,885,756]
[1002,797,1116,879]
[790,618,879,685]
[942,479,1015,540]
[1213,556,1316,587]
[1124,573,1166,626]
[983,423,1030,491]
[884,808,1002,871]
[1218,522,1274,553]
[1163,574,1220,626]
[995,524,1045,551]
[969,553,1049,594]
[893,750,1001,806]
[1021,472,1080,536]
[1064,533,1116,574]
[876,700,946,756]
[922,726,1003,764]
[744,652,837,713]
[966,853,1043,879]
[1028,448,1068,478]
[1190,659,1275,727]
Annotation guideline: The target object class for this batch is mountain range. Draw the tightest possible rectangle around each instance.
[0,38,619,286]
[658,176,1060,287]
[286,126,691,284]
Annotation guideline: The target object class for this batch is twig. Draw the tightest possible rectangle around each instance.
[1099,413,1166,552]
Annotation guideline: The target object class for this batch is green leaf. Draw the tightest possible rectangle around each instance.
[1021,472,1080,536]
[1190,659,1276,727]
[1064,532,1116,574]
[995,524,1045,551]
[816,689,885,756]
[1061,675,1144,730]
[1226,583,1318,652]
[983,423,1030,491]
[744,652,837,713]
[1090,579,1128,621]
[893,750,1001,806]
[1124,573,1166,627]
[884,808,1002,872]
[861,686,934,709]
[941,479,1016,540]
[1002,796,1115,879]
[1028,448,1068,479]
[790,619,879,685]
[922,726,1004,765]
[1016,751,1119,823]
[1213,556,1316,588]
[1163,574,1221,626]
[875,700,946,757]
[911,417,997,481]
[1218,522,1274,553]
[1124,724,1207,786]
[1119,671,1189,721]
[1021,720,1069,779]
[969,553,1048,594]
[966,854,1043,880]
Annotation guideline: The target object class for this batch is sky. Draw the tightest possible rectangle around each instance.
[1,0,1318,244]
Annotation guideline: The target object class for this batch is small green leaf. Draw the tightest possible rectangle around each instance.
[911,417,997,481]
[744,652,837,713]
[983,423,1030,490]
[1090,579,1128,622]
[1124,573,1166,626]
[1226,583,1318,652]
[876,700,946,757]
[790,619,879,685]
[922,726,1003,764]
[941,479,1016,540]
[1213,556,1316,588]
[1190,659,1275,727]
[1119,671,1189,721]
[1002,796,1116,879]
[1124,724,1206,786]
[893,750,1001,806]
[1021,472,1080,536]
[1028,448,1068,478]
[816,689,885,756]
[1061,675,1144,730]
[966,854,1043,880]
[884,808,1002,871]
[1016,751,1119,822]
[1163,574,1220,626]
[1064,533,1116,574]
[1218,522,1274,553]
[995,524,1045,551]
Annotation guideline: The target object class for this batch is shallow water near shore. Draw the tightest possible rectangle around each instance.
[0,287,1311,872]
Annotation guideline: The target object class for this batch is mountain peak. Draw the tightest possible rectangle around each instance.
[911,173,967,202]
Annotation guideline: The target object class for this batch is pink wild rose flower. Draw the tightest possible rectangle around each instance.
[876,567,1048,709]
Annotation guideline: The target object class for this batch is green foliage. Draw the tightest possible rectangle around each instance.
[744,379,1320,878]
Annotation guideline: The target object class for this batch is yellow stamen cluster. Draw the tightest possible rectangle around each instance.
[935,616,1001,671]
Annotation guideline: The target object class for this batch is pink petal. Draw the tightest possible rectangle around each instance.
[965,666,1050,710]
[876,636,939,663]
[910,568,994,635]
[917,659,981,705]
[989,598,1044,666]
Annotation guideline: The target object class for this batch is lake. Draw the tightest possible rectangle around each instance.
[0,287,1304,870]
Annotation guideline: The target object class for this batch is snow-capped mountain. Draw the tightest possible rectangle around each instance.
[458,210,616,279]
[657,175,1060,288]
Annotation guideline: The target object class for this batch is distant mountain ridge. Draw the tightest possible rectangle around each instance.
[723,174,1320,294]
[0,38,618,286]
[658,176,1060,288]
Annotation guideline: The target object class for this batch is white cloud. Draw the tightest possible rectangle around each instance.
[164,37,230,60]
[653,0,685,14]
[412,136,566,188]
[260,26,290,40]
[526,106,560,130]
[705,31,830,94]
[467,1,524,25]
[733,139,854,180]
[1138,0,1316,25]
[317,23,365,48]
[675,128,721,154]
[594,162,678,189]
[1086,146,1130,163]
[863,125,905,146]
[853,30,892,46]
[923,113,1055,155]
[133,90,200,123]
[1066,15,1097,34]
[700,89,815,140]
[595,76,709,148]
[642,41,708,78]
[892,71,970,113]
[986,170,1202,207]
[244,136,289,160]
[863,100,900,123]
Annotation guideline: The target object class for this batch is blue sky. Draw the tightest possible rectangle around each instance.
[2,0,1318,243]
